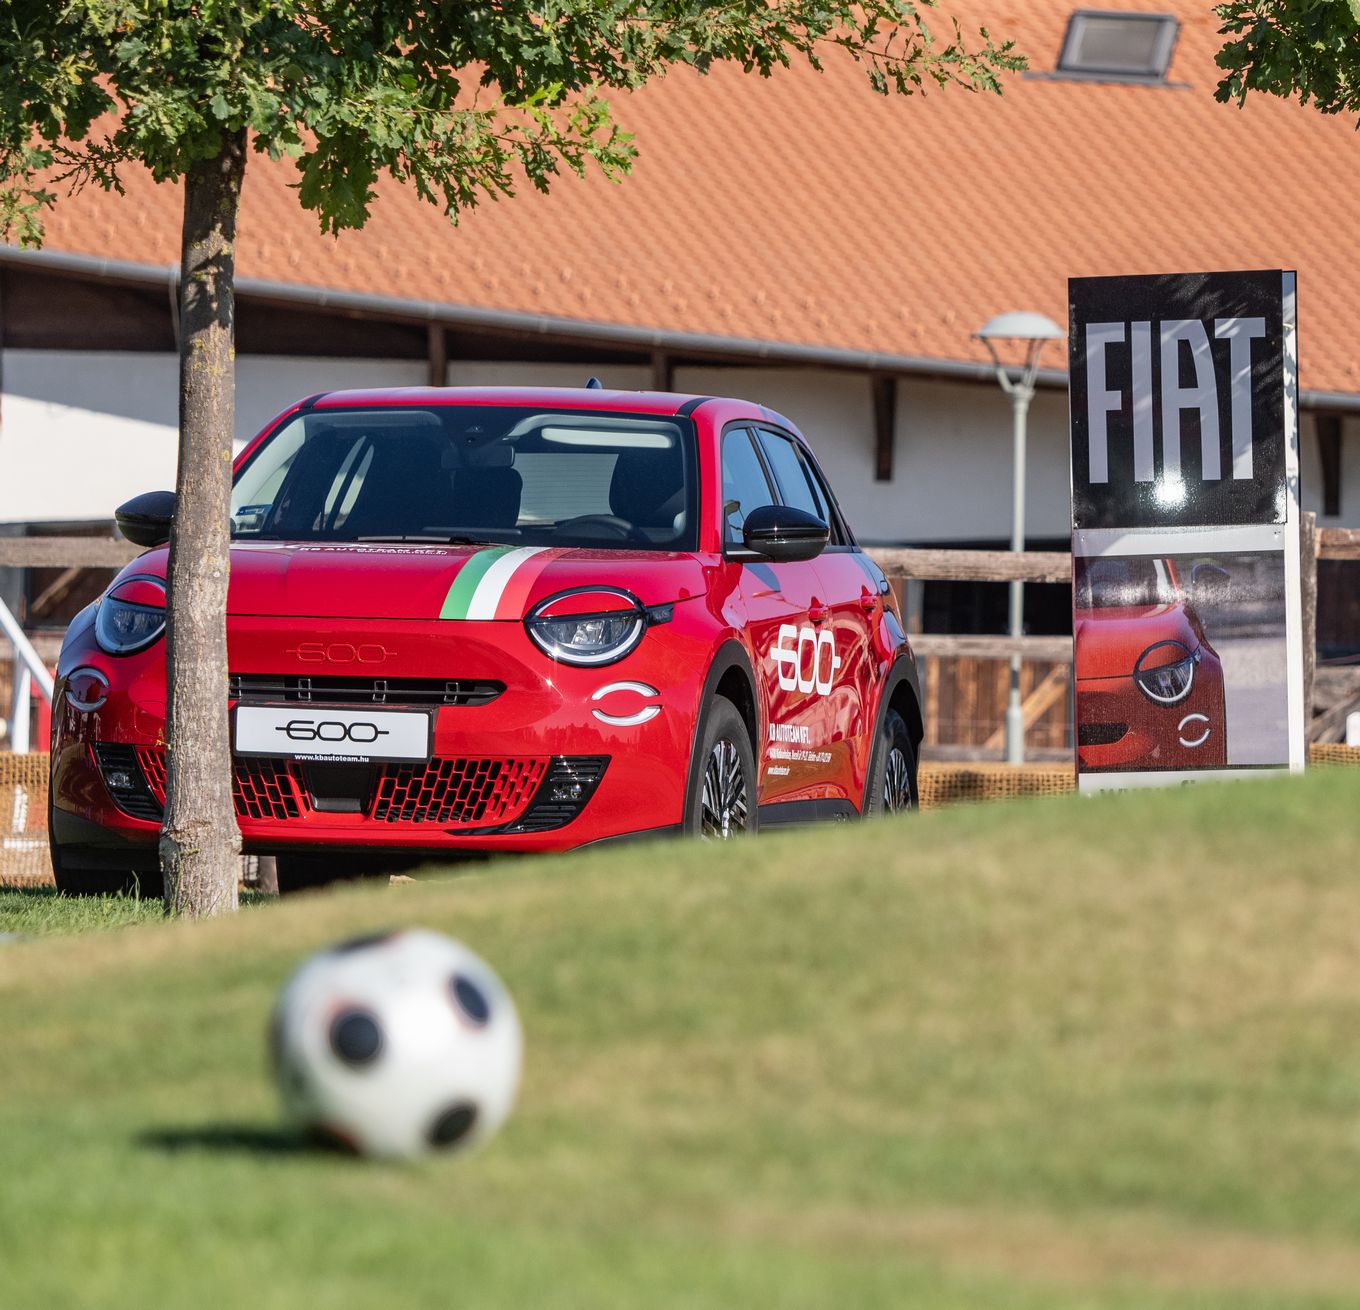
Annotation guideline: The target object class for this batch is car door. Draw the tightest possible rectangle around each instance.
[753,426,874,806]
[720,424,829,808]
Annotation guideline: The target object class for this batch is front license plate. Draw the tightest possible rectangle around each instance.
[233,705,432,763]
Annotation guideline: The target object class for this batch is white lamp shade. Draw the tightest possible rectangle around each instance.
[974,310,1065,342]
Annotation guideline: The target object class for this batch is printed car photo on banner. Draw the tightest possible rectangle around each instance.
[1068,270,1304,790]
[1075,550,1290,773]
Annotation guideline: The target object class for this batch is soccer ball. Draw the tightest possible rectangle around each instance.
[270,929,523,1159]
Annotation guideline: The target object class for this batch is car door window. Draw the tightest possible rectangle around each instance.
[722,427,777,549]
[756,429,839,541]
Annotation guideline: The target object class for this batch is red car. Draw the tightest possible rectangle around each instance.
[50,386,922,894]
[1074,555,1227,772]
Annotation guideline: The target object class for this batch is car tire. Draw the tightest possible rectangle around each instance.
[865,708,917,816]
[683,698,758,839]
[48,812,163,900]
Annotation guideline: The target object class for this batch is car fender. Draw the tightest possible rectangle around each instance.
[860,651,924,814]
[681,639,760,820]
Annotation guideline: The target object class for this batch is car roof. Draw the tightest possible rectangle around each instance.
[308,386,715,416]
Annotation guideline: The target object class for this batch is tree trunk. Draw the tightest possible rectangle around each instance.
[161,130,246,917]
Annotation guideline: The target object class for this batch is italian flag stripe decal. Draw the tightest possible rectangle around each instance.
[439,546,513,619]
[491,547,568,619]
[439,546,559,620]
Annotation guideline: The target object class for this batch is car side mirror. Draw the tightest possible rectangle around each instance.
[115,491,177,548]
[742,504,830,563]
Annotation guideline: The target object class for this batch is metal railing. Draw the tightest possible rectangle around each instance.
[0,596,55,753]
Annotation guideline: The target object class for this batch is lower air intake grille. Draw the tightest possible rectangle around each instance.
[1078,722,1130,747]
[234,759,308,820]
[130,748,309,822]
[101,746,602,832]
[374,758,548,826]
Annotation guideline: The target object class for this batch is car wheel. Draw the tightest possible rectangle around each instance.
[48,792,163,897]
[866,708,917,817]
[684,698,757,839]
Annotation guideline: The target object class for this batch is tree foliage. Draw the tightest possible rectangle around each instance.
[2,1,1022,243]
[1215,0,1360,112]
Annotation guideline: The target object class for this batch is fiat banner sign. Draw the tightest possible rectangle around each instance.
[1068,270,1305,791]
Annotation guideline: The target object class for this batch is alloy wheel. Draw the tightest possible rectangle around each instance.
[882,746,913,813]
[700,738,749,838]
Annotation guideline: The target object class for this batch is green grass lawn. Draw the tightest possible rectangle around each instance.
[4,771,1360,1308]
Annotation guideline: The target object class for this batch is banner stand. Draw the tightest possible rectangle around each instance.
[1068,270,1303,791]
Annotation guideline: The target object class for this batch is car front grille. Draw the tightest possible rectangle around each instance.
[228,674,504,707]
[132,748,308,822]
[373,758,549,825]
[102,747,591,831]
[234,758,307,820]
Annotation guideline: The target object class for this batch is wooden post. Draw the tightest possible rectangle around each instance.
[651,352,673,393]
[871,375,895,482]
[1316,415,1342,518]
[426,324,447,388]
[254,855,279,896]
[1300,510,1317,738]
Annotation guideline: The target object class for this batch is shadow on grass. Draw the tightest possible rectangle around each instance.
[139,1123,357,1158]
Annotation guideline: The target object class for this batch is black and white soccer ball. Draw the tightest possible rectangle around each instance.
[270,929,522,1159]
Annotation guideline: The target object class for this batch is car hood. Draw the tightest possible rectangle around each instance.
[1074,603,1200,681]
[117,542,709,620]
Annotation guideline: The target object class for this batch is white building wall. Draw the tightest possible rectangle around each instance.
[1,349,1355,540]
[674,367,1075,544]
[1298,411,1360,528]
[0,351,425,524]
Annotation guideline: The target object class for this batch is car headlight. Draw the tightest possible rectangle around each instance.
[95,576,167,655]
[526,588,669,666]
[1133,640,1198,705]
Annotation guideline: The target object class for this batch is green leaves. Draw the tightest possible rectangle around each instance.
[1215,0,1360,112]
[0,0,1025,244]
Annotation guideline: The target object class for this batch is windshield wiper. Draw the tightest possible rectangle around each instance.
[354,534,494,545]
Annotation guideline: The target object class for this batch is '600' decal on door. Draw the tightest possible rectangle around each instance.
[770,624,842,696]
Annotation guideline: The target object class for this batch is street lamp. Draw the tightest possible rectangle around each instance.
[974,309,1065,765]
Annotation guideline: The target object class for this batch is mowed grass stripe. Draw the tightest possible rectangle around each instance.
[4,771,1360,1308]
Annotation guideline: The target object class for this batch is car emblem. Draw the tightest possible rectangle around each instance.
[274,719,391,744]
[591,681,662,726]
[286,643,392,664]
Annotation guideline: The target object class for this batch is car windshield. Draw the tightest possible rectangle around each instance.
[230,405,698,551]
[1075,556,1177,609]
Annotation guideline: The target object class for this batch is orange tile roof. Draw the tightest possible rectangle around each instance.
[21,0,1360,395]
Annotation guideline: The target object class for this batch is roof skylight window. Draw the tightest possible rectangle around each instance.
[1056,11,1179,81]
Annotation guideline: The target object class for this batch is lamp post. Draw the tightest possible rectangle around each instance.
[974,310,1065,765]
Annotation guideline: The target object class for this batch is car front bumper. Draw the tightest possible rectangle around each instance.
[1075,648,1227,771]
[52,611,712,856]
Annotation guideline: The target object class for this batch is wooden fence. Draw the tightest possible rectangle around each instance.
[2,523,1358,758]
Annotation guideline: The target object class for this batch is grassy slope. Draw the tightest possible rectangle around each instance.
[4,772,1360,1308]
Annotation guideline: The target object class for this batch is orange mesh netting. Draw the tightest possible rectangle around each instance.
[918,763,1075,809]
[0,752,52,886]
